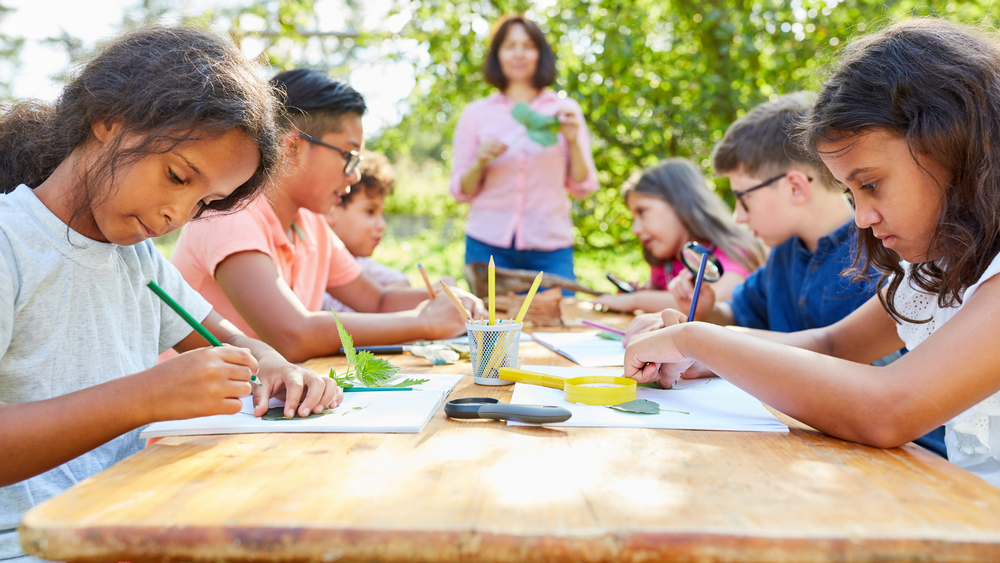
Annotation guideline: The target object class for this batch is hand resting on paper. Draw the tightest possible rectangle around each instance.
[623,309,714,388]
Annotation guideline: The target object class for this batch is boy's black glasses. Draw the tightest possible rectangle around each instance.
[732,172,813,211]
[298,133,363,175]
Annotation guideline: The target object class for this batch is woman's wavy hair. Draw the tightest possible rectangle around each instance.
[0,26,284,228]
[623,158,766,273]
[802,18,1000,323]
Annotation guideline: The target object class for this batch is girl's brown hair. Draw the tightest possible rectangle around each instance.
[0,26,283,227]
[803,18,1000,322]
[623,158,766,273]
[483,15,556,91]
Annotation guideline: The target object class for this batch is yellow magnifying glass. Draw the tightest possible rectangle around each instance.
[497,368,637,406]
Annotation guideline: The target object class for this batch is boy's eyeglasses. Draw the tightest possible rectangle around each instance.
[732,172,813,212]
[298,133,363,175]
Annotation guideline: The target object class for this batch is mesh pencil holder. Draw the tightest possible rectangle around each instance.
[467,321,522,386]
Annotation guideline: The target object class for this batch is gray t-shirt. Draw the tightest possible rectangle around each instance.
[0,185,211,562]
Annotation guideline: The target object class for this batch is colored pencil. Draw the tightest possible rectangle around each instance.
[687,252,710,322]
[146,280,261,386]
[439,282,472,321]
[488,256,496,325]
[341,345,408,354]
[417,263,436,299]
[514,271,543,324]
[580,319,626,336]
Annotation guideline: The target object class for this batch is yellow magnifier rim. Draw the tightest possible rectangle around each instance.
[564,376,637,406]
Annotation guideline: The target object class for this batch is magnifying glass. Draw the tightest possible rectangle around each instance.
[678,242,724,322]
[497,368,638,406]
[444,397,572,424]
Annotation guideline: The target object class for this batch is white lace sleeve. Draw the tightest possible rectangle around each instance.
[893,261,939,350]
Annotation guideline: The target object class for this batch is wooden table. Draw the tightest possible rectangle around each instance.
[20,301,1000,562]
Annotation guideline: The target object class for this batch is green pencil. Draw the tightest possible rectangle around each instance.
[146,279,261,386]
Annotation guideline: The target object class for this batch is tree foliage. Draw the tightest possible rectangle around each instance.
[366,0,998,255]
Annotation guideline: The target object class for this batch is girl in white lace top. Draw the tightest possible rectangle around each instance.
[622,18,1000,487]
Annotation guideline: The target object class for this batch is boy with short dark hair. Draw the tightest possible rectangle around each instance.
[684,92,863,330]
[171,69,485,362]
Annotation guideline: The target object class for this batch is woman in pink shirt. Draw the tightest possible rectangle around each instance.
[450,14,598,294]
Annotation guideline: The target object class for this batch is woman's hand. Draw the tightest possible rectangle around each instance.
[557,109,581,145]
[477,139,508,165]
[252,352,343,419]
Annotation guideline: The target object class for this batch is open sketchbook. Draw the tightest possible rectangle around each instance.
[508,365,787,432]
[531,331,625,367]
[140,374,462,438]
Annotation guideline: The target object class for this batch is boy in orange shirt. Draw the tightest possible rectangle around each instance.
[172,69,484,362]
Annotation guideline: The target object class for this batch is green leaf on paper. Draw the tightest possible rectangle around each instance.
[390,377,431,387]
[595,331,624,341]
[331,308,355,368]
[328,308,406,388]
[511,103,560,147]
[607,399,663,414]
[262,407,336,421]
[354,351,402,387]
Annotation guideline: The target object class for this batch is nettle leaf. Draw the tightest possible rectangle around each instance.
[328,368,354,389]
[331,308,355,368]
[390,378,430,388]
[608,399,662,414]
[355,352,402,387]
[511,103,560,147]
[262,407,336,421]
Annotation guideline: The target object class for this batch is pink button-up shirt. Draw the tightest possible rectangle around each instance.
[449,90,599,251]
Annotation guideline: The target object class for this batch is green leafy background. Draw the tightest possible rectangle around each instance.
[18,0,999,292]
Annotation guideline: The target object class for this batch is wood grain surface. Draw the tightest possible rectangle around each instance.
[19,301,1000,562]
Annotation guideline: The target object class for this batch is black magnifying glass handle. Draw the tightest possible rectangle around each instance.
[477,404,572,424]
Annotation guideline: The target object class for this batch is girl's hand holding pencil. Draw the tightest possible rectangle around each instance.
[147,346,261,421]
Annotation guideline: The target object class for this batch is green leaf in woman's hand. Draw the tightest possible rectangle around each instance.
[511,103,560,147]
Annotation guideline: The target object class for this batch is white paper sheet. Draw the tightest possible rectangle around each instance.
[140,374,462,438]
[507,366,788,432]
[530,331,625,367]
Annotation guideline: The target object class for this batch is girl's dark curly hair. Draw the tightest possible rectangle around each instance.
[0,26,284,227]
[802,18,1000,323]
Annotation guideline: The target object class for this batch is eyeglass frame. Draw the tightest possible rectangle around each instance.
[298,133,363,176]
[732,172,813,212]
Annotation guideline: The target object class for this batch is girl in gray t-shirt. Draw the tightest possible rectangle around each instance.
[0,27,342,562]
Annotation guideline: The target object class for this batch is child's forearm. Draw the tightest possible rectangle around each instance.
[672,323,902,446]
[704,301,736,326]
[0,373,154,487]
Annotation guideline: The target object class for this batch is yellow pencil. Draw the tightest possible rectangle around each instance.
[417,263,436,299]
[514,271,543,324]
[488,255,495,326]
[439,282,471,321]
